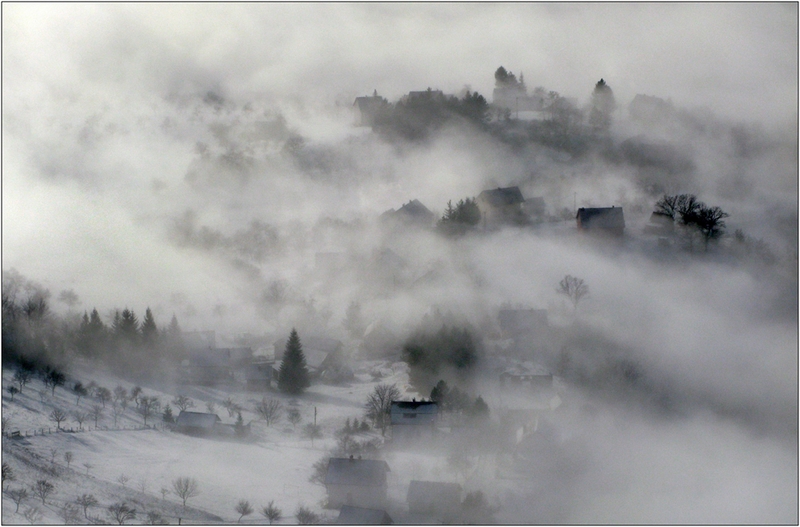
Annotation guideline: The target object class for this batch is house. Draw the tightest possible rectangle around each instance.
[390,400,438,446]
[403,89,445,103]
[576,206,625,236]
[274,335,343,378]
[380,199,436,228]
[406,480,462,519]
[500,363,554,390]
[325,457,391,509]
[335,506,393,525]
[643,211,674,236]
[174,411,222,436]
[245,360,275,391]
[353,91,387,127]
[477,186,527,226]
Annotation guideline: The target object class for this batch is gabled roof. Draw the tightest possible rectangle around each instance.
[175,411,221,429]
[407,480,462,505]
[336,506,393,525]
[390,401,438,425]
[576,206,625,230]
[325,458,390,487]
[478,186,525,207]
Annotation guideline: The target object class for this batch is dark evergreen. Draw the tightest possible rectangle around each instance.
[278,329,310,395]
[141,307,158,347]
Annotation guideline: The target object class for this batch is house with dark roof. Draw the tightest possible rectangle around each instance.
[274,335,343,378]
[353,91,387,127]
[325,457,391,509]
[390,400,438,446]
[576,206,625,236]
[245,360,275,391]
[406,480,462,520]
[335,505,393,525]
[500,363,554,391]
[380,199,436,228]
[174,411,222,436]
[477,186,527,226]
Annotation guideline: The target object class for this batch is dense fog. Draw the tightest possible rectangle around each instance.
[3,3,797,523]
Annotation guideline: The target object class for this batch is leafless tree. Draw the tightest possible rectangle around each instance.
[172,477,200,509]
[76,494,99,519]
[130,386,143,408]
[138,478,148,494]
[50,447,59,464]
[145,511,168,525]
[13,369,32,393]
[364,383,401,436]
[117,474,129,487]
[31,479,55,504]
[95,387,112,408]
[138,396,161,426]
[235,499,254,522]
[72,411,88,430]
[89,404,104,428]
[558,275,589,312]
[261,500,282,524]
[112,403,125,427]
[64,451,74,468]
[3,462,15,490]
[82,462,93,476]
[8,385,19,401]
[59,502,81,524]
[23,506,42,524]
[9,487,28,512]
[108,502,137,524]
[255,397,283,426]
[295,505,320,525]
[172,395,194,412]
[205,401,216,414]
[287,407,302,429]
[304,424,322,447]
[49,408,68,430]
[113,386,128,409]
[159,487,170,500]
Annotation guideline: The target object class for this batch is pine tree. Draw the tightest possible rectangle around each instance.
[141,308,158,347]
[278,329,310,395]
[162,404,174,423]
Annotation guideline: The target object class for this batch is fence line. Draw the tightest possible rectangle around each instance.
[3,423,168,439]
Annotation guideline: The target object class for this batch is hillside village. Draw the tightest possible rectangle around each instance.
[2,59,796,525]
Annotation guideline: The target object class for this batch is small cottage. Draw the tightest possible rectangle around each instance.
[576,207,625,236]
[174,411,222,436]
[325,457,391,509]
[390,400,438,446]
[477,186,527,226]
[335,505,393,525]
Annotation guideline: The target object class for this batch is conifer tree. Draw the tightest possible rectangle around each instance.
[141,308,158,347]
[278,329,310,395]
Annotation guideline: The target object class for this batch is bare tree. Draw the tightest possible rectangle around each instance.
[3,462,14,490]
[287,407,302,429]
[73,383,88,405]
[8,385,19,401]
[255,397,283,426]
[49,408,68,430]
[112,403,125,427]
[23,506,42,524]
[89,404,104,428]
[95,387,112,408]
[172,477,200,509]
[59,502,81,524]
[43,369,66,396]
[13,369,32,393]
[364,383,401,436]
[145,511,168,525]
[205,401,216,414]
[172,395,194,412]
[50,447,59,464]
[117,474,129,487]
[235,499,254,522]
[558,275,589,312]
[9,487,28,512]
[72,411,88,430]
[303,423,323,447]
[138,478,148,494]
[130,386,143,409]
[113,386,128,409]
[31,479,55,504]
[159,487,170,500]
[108,502,137,524]
[82,462,93,476]
[138,396,161,426]
[76,494,99,519]
[295,505,320,525]
[64,451,74,468]
[261,500,282,525]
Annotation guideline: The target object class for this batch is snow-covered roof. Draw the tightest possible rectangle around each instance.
[325,458,390,487]
[335,505,393,525]
[390,401,438,425]
[175,411,221,429]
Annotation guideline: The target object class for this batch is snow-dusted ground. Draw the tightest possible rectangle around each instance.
[2,361,449,524]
